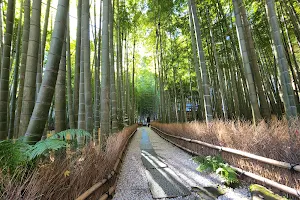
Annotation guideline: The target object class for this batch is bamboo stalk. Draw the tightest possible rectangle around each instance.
[98,194,108,200]
[152,127,300,198]
[109,183,117,195]
[76,179,108,200]
[151,126,300,172]
[76,129,137,200]
[98,184,116,200]
[231,166,300,198]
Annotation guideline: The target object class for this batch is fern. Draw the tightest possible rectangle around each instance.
[0,138,67,174]
[26,139,67,160]
[193,155,239,184]
[0,129,89,175]
[49,129,91,141]
[0,139,31,173]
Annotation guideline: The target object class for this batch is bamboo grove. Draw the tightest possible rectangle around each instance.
[0,0,299,147]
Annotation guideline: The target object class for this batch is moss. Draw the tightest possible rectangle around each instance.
[191,185,225,199]
[249,184,288,200]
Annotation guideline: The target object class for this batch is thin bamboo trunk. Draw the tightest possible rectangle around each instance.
[74,0,82,127]
[158,22,165,123]
[36,0,51,95]
[55,42,66,133]
[233,0,262,123]
[189,64,196,121]
[238,0,271,120]
[116,0,122,125]
[19,0,42,136]
[93,0,100,136]
[172,66,179,123]
[66,18,75,129]
[110,0,118,133]
[189,0,213,123]
[180,80,187,122]
[124,33,130,126]
[14,0,30,137]
[0,0,15,140]
[0,1,3,72]
[132,38,135,123]
[206,9,228,120]
[8,2,23,139]
[78,7,85,131]
[100,0,110,150]
[188,2,204,120]
[82,0,93,134]
[266,0,298,120]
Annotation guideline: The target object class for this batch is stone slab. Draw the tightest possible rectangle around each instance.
[140,128,190,199]
[145,167,191,199]
[141,149,168,169]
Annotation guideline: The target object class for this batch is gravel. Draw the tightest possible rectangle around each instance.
[113,127,251,200]
[113,129,152,200]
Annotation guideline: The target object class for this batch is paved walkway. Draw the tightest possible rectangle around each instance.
[113,127,250,200]
[140,128,191,198]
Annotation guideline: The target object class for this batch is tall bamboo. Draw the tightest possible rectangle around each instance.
[238,0,271,120]
[0,0,15,140]
[8,2,23,139]
[110,0,118,133]
[233,0,262,123]
[66,18,75,129]
[36,0,51,95]
[14,0,31,137]
[55,42,66,133]
[206,8,228,120]
[82,0,93,133]
[93,0,99,137]
[100,0,110,149]
[78,1,85,131]
[74,0,82,127]
[23,0,69,144]
[189,0,213,123]
[18,0,42,136]
[188,3,204,120]
[266,0,297,119]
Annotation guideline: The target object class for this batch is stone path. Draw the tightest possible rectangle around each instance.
[140,128,191,198]
[113,127,250,200]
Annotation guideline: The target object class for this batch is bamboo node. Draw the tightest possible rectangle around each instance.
[219,147,223,152]
[290,163,300,173]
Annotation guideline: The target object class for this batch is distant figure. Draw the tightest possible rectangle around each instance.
[147,116,150,127]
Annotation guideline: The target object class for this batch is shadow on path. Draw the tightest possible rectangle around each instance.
[140,128,191,199]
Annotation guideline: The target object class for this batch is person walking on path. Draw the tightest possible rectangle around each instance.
[147,116,150,127]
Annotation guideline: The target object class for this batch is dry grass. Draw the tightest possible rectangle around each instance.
[151,119,300,191]
[1,124,137,200]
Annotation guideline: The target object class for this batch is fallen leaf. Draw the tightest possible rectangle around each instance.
[64,170,70,177]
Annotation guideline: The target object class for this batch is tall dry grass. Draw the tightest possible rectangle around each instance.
[151,119,300,191]
[1,124,137,200]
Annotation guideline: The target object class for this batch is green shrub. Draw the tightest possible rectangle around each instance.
[193,155,239,185]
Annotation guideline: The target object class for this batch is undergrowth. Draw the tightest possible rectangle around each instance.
[0,129,90,176]
[193,155,239,185]
[151,119,300,192]
[0,125,138,200]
